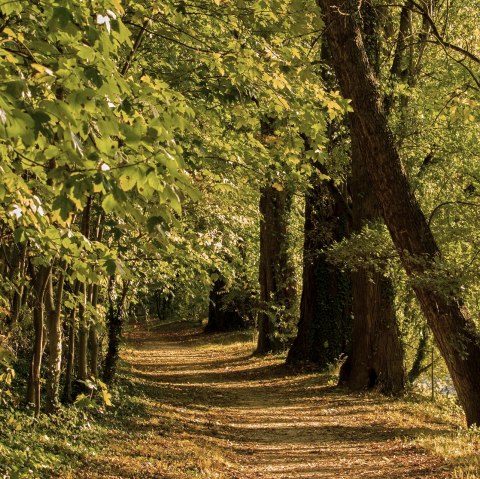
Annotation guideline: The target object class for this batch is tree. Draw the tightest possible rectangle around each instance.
[317,0,480,426]
[256,182,297,353]
[287,164,351,367]
[339,2,405,395]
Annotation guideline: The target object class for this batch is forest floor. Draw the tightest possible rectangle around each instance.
[66,320,480,479]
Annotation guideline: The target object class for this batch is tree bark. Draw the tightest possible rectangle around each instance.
[256,185,296,354]
[287,170,351,366]
[8,243,27,325]
[88,214,104,378]
[318,0,480,425]
[205,274,246,332]
[45,265,66,413]
[338,1,405,395]
[103,278,129,385]
[77,198,91,385]
[63,279,80,403]
[26,264,51,416]
[77,283,88,382]
[88,283,100,378]
[340,113,405,394]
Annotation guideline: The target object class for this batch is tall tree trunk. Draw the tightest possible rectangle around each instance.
[88,214,104,378]
[63,279,80,403]
[103,279,129,385]
[8,243,27,326]
[339,1,405,395]
[256,185,296,354]
[45,266,66,413]
[318,0,480,425]
[287,170,351,366]
[88,283,100,378]
[77,283,89,382]
[77,198,91,384]
[26,264,51,416]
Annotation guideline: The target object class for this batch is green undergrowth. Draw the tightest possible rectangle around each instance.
[0,405,96,478]
[0,369,146,479]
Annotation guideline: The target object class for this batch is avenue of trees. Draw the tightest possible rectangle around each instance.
[1,0,480,437]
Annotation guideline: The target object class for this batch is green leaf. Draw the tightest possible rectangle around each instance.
[102,194,118,213]
[118,166,140,192]
[52,196,75,222]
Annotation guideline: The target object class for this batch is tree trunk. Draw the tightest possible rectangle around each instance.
[88,215,104,378]
[77,199,91,385]
[338,1,405,395]
[287,171,351,366]
[205,274,246,332]
[8,243,27,326]
[318,0,480,425]
[63,280,80,403]
[88,283,100,378]
[103,279,129,385]
[154,290,172,321]
[340,119,405,394]
[26,264,51,416]
[45,266,66,413]
[77,283,88,382]
[256,185,296,354]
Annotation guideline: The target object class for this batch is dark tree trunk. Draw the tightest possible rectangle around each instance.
[154,290,173,321]
[338,1,405,395]
[341,263,405,394]
[287,171,351,366]
[103,279,129,385]
[88,215,104,378]
[318,0,480,425]
[256,185,296,354]
[340,118,405,394]
[76,199,91,385]
[205,275,246,333]
[8,243,27,326]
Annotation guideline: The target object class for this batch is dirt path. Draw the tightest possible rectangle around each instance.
[79,321,454,479]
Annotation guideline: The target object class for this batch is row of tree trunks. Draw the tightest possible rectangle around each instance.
[22,200,125,411]
[317,0,480,425]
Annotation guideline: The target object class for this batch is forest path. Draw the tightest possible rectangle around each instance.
[79,321,453,479]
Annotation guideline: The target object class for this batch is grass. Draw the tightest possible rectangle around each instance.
[414,426,480,479]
